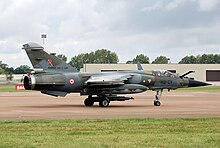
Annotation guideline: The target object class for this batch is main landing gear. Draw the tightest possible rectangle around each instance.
[154,89,163,106]
[99,97,110,107]
[84,95,133,107]
[84,96,94,106]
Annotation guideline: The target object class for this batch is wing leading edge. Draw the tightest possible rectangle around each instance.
[82,73,148,95]
[84,73,132,87]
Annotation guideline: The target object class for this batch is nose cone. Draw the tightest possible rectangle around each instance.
[188,79,211,87]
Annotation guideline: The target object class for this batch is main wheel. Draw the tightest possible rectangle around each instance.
[99,98,110,107]
[154,100,161,106]
[84,98,94,106]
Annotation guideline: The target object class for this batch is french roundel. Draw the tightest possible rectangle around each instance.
[69,78,75,85]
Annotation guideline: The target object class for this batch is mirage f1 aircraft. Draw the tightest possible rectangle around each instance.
[22,43,210,107]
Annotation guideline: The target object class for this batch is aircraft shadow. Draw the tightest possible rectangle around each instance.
[20,104,150,109]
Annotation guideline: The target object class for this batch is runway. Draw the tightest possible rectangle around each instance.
[0,91,219,120]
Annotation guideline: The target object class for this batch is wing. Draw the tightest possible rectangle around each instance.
[84,73,133,87]
[82,73,148,95]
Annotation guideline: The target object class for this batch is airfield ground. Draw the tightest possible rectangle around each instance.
[0,89,220,147]
[0,91,219,120]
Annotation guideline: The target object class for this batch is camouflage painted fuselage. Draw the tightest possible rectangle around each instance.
[23,42,209,98]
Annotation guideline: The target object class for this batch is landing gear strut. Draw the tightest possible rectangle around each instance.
[84,95,110,107]
[154,89,163,106]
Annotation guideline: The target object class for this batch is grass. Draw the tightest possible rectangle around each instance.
[0,118,219,147]
[0,84,16,92]
[0,84,31,92]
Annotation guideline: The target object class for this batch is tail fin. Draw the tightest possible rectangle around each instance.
[22,42,78,73]
[137,62,143,70]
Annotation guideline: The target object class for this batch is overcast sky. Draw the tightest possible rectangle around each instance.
[0,0,220,68]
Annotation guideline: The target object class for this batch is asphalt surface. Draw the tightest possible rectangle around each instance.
[0,91,219,120]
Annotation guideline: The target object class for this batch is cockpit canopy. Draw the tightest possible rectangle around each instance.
[153,70,179,78]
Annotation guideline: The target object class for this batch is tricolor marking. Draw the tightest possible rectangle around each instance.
[69,78,75,85]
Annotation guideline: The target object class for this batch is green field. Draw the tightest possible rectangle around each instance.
[0,85,31,92]
[0,118,219,147]
[0,85,219,147]
[1,85,220,92]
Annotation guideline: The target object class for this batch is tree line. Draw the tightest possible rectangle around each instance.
[1,49,220,74]
[126,54,220,64]
[178,54,220,64]
[64,52,220,70]
[0,61,32,75]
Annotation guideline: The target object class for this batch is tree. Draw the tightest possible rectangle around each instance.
[213,54,220,64]
[179,54,220,64]
[4,67,14,74]
[152,56,169,64]
[57,54,67,62]
[0,61,8,70]
[0,67,5,74]
[0,61,15,74]
[69,54,87,70]
[126,54,150,64]
[93,49,119,64]
[126,60,133,64]
[178,55,198,64]
[14,65,32,74]
[69,49,119,70]
[197,54,220,64]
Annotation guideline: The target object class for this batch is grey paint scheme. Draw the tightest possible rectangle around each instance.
[22,42,210,107]
[23,42,78,73]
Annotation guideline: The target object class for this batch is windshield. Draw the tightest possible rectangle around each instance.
[153,70,178,78]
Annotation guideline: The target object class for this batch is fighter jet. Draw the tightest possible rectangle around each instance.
[22,43,210,107]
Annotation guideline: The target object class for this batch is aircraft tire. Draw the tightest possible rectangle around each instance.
[99,98,110,107]
[84,98,94,106]
[154,101,161,106]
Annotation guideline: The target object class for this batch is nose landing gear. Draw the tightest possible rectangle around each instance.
[154,89,163,106]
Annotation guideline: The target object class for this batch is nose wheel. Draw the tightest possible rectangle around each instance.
[154,89,163,106]
[154,100,161,106]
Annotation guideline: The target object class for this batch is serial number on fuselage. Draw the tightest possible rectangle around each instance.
[48,67,69,69]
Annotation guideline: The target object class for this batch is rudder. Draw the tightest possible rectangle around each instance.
[22,42,78,72]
